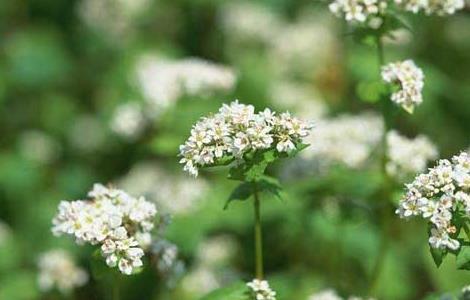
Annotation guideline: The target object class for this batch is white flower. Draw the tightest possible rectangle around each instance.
[308,289,342,300]
[381,60,424,113]
[52,184,157,275]
[247,279,277,300]
[37,250,88,293]
[301,113,384,169]
[179,100,313,176]
[386,130,438,179]
[110,102,146,140]
[395,0,465,15]
[329,0,387,26]
[397,151,470,251]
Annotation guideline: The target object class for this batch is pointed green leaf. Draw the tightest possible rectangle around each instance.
[456,246,470,270]
[430,246,447,268]
[224,182,254,210]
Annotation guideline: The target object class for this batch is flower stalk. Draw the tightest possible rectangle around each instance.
[253,183,264,279]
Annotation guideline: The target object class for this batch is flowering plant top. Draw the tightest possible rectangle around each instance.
[396,152,470,263]
[52,184,157,275]
[179,100,313,179]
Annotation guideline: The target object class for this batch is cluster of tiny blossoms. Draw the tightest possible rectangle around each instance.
[308,289,375,300]
[52,184,157,275]
[37,249,88,293]
[386,130,438,179]
[396,152,470,251]
[329,0,387,27]
[247,279,277,300]
[381,59,425,113]
[179,100,313,177]
[394,0,464,15]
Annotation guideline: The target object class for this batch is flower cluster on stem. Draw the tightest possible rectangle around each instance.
[381,59,425,114]
[329,0,387,27]
[52,184,157,275]
[394,0,464,15]
[179,100,313,176]
[247,279,277,300]
[396,151,470,250]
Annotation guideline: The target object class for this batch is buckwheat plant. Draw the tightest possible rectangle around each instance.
[396,151,470,266]
[329,0,387,28]
[179,100,313,298]
[52,183,157,275]
[381,59,425,113]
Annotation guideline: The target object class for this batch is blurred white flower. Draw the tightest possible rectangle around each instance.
[396,151,470,251]
[119,162,208,215]
[196,235,238,268]
[179,100,313,176]
[110,102,146,140]
[68,115,106,153]
[135,55,237,118]
[394,0,464,15]
[219,2,282,44]
[18,130,61,164]
[181,266,220,297]
[301,113,384,169]
[269,18,337,78]
[308,289,342,300]
[270,81,328,120]
[52,184,157,275]
[386,130,438,179]
[78,0,150,39]
[381,59,424,113]
[247,279,276,300]
[329,0,387,26]
[37,249,88,293]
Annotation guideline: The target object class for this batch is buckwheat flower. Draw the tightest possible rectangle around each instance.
[151,239,185,287]
[308,289,342,300]
[135,55,237,118]
[329,0,387,27]
[301,113,383,169]
[37,249,88,293]
[179,100,313,177]
[247,279,276,300]
[394,0,464,15]
[52,184,157,275]
[219,2,282,44]
[396,151,470,251]
[110,102,146,140]
[196,235,238,268]
[386,130,438,180]
[381,59,425,113]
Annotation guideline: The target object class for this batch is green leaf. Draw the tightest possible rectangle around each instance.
[258,175,284,200]
[430,246,447,268]
[200,282,249,300]
[224,182,254,209]
[91,250,109,279]
[456,246,470,270]
[228,149,277,182]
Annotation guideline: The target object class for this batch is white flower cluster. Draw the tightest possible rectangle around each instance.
[179,100,313,176]
[381,59,425,113]
[37,249,88,293]
[120,162,208,215]
[247,279,277,300]
[329,0,387,26]
[394,0,464,15]
[78,0,149,39]
[301,113,384,169]
[386,130,438,179]
[52,184,157,275]
[308,289,375,300]
[219,2,282,43]
[110,102,146,140]
[396,151,470,251]
[135,56,237,114]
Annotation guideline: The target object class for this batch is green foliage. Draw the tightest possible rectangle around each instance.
[456,246,470,270]
[430,247,448,268]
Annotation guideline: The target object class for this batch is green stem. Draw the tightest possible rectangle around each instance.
[368,33,393,296]
[463,223,470,241]
[253,184,264,279]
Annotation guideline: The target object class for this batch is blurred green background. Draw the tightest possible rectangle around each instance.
[0,0,469,299]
